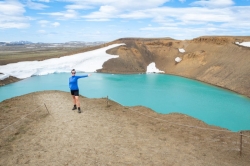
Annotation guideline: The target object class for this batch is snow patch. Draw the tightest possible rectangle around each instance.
[236,42,250,47]
[179,48,185,53]
[0,73,9,80]
[146,62,164,73]
[175,57,182,63]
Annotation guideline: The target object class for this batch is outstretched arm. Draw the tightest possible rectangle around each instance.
[77,74,90,79]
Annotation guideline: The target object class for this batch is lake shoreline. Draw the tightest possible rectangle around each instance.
[1,71,249,99]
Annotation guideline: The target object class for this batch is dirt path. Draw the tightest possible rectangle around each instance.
[0,91,250,165]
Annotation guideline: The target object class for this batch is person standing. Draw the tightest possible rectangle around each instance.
[69,69,90,113]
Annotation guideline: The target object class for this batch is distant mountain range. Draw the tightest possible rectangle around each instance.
[0,41,106,46]
[0,41,33,45]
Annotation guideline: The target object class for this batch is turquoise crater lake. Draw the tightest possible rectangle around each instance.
[0,73,250,132]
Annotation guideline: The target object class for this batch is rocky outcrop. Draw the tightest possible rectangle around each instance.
[192,36,234,45]
[0,76,20,86]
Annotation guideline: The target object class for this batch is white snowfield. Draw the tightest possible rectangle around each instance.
[236,41,250,47]
[0,44,125,80]
[0,43,167,80]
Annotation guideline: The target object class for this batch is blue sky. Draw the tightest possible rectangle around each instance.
[0,0,249,43]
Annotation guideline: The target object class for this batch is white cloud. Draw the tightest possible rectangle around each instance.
[85,18,111,22]
[38,20,50,24]
[0,22,29,29]
[37,0,50,2]
[38,29,46,33]
[107,0,169,10]
[35,0,248,35]
[38,20,60,27]
[0,0,29,29]
[82,5,119,20]
[118,4,249,35]
[63,0,169,10]
[191,0,234,8]
[139,25,232,40]
[0,0,25,15]
[65,4,93,10]
[52,22,60,27]
[120,11,150,19]
[78,1,250,40]
[26,0,49,10]
[180,12,234,22]
[51,0,170,20]
[38,20,50,27]
[52,0,245,28]
[40,9,79,20]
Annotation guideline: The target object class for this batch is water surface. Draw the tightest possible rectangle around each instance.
[0,73,250,132]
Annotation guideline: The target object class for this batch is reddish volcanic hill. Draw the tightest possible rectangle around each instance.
[98,36,250,97]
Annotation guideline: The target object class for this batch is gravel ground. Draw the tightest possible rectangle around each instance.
[0,91,250,165]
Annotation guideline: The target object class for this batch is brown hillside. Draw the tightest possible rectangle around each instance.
[98,37,250,97]
[1,36,250,97]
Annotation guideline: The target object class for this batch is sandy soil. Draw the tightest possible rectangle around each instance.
[1,91,250,165]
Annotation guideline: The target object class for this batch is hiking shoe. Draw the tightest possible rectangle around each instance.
[72,106,77,110]
[78,109,81,113]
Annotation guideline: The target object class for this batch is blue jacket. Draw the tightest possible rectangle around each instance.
[69,75,88,90]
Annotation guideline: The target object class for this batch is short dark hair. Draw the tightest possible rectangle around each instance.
[71,69,76,73]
